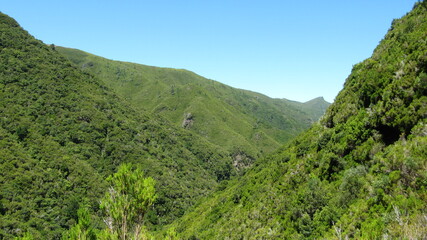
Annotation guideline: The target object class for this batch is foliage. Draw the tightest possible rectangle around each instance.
[57,46,329,163]
[3,0,426,238]
[100,164,156,240]
[62,206,97,240]
[168,2,427,239]
[13,232,34,240]
[0,11,236,238]
[164,227,178,240]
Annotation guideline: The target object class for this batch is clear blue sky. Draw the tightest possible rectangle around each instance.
[2,0,419,102]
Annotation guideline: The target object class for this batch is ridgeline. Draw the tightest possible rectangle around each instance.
[56,46,329,164]
[168,2,427,239]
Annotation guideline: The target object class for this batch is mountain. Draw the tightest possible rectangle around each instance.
[0,12,238,239]
[300,97,331,121]
[167,2,427,239]
[56,47,330,163]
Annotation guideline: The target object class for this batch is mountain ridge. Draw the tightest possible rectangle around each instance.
[3,2,424,238]
[56,46,330,162]
[165,2,427,239]
[0,11,236,238]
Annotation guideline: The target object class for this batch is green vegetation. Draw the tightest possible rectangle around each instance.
[62,163,156,240]
[57,46,329,162]
[2,1,426,239]
[62,206,97,240]
[167,2,427,239]
[100,163,156,239]
[0,12,232,238]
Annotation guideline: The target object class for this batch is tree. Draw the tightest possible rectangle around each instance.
[14,232,34,240]
[100,163,156,240]
[62,206,96,240]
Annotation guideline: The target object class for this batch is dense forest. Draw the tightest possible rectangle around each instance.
[168,2,427,239]
[0,11,232,239]
[0,9,325,239]
[56,46,329,164]
[1,1,426,239]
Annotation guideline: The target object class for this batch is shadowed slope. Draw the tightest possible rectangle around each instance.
[169,3,427,239]
[0,12,236,238]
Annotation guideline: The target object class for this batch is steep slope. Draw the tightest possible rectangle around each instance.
[56,47,329,162]
[0,12,233,239]
[169,3,427,239]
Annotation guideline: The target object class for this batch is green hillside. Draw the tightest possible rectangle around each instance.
[0,12,237,239]
[56,47,329,162]
[168,3,427,239]
[3,1,426,239]
[299,97,332,121]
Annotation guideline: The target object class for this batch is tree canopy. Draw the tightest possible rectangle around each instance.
[100,164,156,240]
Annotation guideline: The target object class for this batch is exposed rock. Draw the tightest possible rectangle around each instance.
[232,152,253,171]
[182,112,194,129]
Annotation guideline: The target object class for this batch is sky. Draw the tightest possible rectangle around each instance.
[1,0,420,102]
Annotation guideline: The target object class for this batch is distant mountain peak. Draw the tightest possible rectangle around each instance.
[304,96,328,104]
[57,46,330,160]
[170,3,427,239]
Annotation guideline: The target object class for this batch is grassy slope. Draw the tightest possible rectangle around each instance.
[56,47,329,161]
[168,3,427,239]
[0,12,236,239]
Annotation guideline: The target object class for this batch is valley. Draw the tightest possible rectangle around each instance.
[1,1,426,239]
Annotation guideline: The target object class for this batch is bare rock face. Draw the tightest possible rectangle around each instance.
[232,152,253,171]
[182,113,194,129]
